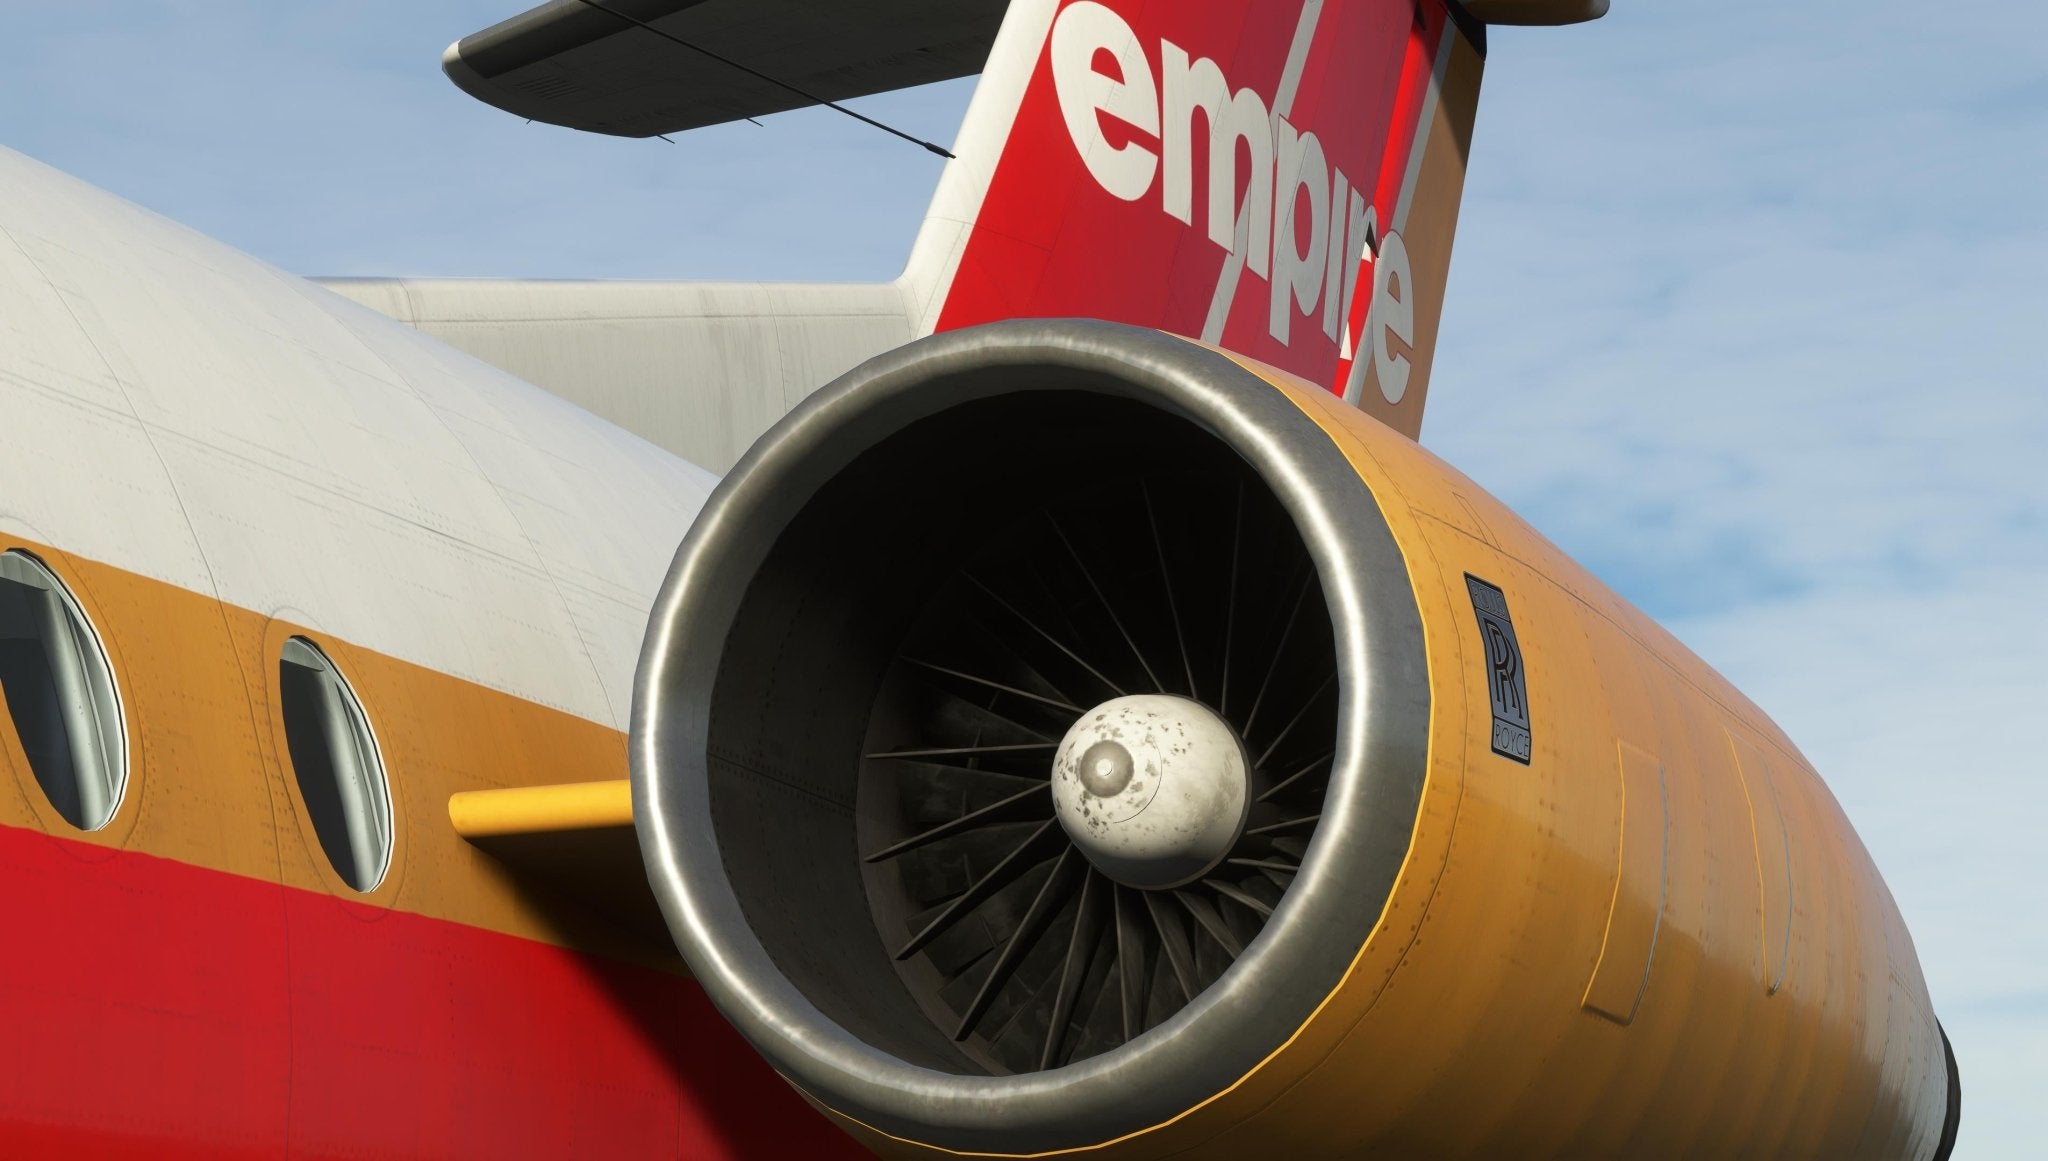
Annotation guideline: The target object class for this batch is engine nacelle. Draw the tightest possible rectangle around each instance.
[631,321,1957,1158]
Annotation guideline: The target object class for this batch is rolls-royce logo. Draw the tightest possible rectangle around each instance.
[1466,575,1531,764]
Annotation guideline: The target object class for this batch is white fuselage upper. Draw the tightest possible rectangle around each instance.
[0,145,714,731]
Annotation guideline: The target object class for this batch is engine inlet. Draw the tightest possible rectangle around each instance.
[632,320,1429,1153]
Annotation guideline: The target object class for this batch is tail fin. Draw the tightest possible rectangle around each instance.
[902,0,1486,438]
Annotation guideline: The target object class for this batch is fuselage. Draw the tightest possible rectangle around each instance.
[0,145,858,1158]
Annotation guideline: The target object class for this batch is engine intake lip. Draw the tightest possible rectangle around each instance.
[632,319,1429,1153]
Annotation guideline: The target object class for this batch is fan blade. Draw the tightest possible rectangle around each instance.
[1205,877,1275,918]
[904,657,1084,714]
[1242,567,1313,740]
[967,574,1127,699]
[896,820,1063,960]
[1114,886,1148,1041]
[1047,512,1163,692]
[1257,749,1335,803]
[865,782,1052,863]
[954,848,1084,1040]
[1220,481,1243,717]
[1175,889,1244,958]
[867,741,1057,760]
[1137,479,1199,701]
[1142,890,1200,1002]
[1247,813,1322,837]
[1254,670,1336,769]
[1225,857,1300,874]
[1039,869,1108,1069]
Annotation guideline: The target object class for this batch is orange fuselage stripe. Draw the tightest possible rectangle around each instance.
[0,532,657,965]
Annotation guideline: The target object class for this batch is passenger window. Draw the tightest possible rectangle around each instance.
[279,637,392,891]
[0,550,127,830]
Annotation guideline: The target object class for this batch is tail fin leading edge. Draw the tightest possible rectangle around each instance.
[903,0,1486,438]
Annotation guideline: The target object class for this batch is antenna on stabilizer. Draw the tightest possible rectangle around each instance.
[567,0,957,158]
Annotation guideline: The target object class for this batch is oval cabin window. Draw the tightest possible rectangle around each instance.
[0,549,128,830]
[279,636,392,891]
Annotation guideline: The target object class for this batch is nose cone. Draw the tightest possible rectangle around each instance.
[1077,739,1136,797]
[1051,694,1250,890]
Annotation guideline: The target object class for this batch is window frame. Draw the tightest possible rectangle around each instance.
[275,632,395,894]
[0,547,131,832]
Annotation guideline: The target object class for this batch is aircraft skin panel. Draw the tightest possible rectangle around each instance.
[320,276,916,475]
[0,512,888,1157]
[0,144,853,1150]
[0,147,712,732]
[906,0,1483,434]
[1338,17,1483,432]
[0,822,862,1159]
[1241,363,1947,1158]
[899,0,1061,337]
[436,0,1601,140]
[0,139,881,1156]
[1464,0,1608,24]
[442,0,1008,138]
[0,526,871,1155]
[807,340,1948,1159]
[0,530,637,952]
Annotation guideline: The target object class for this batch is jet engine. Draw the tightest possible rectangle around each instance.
[631,320,1959,1159]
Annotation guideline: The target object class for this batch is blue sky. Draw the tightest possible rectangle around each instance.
[4,1,2043,1154]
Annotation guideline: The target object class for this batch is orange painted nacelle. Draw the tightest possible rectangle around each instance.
[1064,349,1959,1158]
[633,321,1958,1159]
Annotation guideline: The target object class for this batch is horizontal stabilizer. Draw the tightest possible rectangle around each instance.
[443,0,1006,137]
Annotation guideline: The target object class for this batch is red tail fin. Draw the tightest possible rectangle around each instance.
[904,0,1485,438]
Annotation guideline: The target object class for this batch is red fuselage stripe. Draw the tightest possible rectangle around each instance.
[0,823,866,1159]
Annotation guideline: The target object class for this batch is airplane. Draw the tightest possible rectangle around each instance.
[0,0,1963,1157]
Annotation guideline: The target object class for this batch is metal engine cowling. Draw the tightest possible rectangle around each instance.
[632,320,1955,1159]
